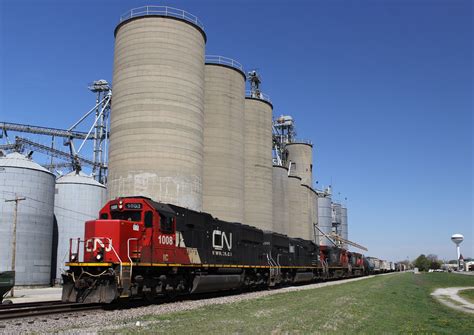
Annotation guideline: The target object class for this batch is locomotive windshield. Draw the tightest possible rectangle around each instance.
[110,211,142,222]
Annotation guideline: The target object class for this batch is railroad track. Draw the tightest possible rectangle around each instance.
[0,301,103,321]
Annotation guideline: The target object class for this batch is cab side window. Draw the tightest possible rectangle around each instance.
[160,214,174,234]
[144,211,153,228]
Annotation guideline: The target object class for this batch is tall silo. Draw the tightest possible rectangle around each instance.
[202,57,245,223]
[107,7,207,211]
[288,176,303,238]
[0,152,55,286]
[286,142,313,187]
[309,187,319,244]
[299,185,313,241]
[272,165,289,235]
[341,207,348,249]
[244,97,273,230]
[317,195,333,246]
[54,172,106,283]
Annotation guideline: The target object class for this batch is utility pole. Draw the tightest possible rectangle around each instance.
[5,196,26,297]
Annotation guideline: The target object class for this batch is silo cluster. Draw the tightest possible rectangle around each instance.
[106,9,275,233]
[103,8,350,243]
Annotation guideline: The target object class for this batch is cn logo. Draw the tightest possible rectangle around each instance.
[85,238,113,252]
[212,230,232,251]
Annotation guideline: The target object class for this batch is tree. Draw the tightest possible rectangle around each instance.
[426,254,442,270]
[414,254,431,271]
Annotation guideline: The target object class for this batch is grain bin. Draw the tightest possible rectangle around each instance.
[286,142,313,187]
[244,97,273,230]
[287,176,303,238]
[317,195,333,246]
[272,165,289,235]
[202,56,245,223]
[54,172,106,283]
[0,152,55,285]
[341,207,348,249]
[107,6,206,211]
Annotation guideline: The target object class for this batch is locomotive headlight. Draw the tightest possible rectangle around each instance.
[70,253,77,262]
[96,253,103,261]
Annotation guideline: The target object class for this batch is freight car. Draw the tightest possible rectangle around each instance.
[62,197,369,303]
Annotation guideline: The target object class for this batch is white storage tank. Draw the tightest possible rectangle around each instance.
[54,172,106,283]
[317,195,333,246]
[0,152,55,286]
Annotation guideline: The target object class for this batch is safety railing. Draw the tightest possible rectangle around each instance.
[290,138,313,145]
[119,6,204,30]
[205,55,244,72]
[245,90,272,104]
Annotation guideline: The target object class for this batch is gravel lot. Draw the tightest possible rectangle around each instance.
[0,274,386,334]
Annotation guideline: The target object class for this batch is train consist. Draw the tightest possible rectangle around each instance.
[62,197,391,304]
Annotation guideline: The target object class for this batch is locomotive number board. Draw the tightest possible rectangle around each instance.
[110,203,143,210]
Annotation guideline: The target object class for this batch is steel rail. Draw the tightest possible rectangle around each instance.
[0,301,103,320]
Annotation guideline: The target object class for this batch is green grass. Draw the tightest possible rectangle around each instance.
[459,288,474,304]
[105,273,474,334]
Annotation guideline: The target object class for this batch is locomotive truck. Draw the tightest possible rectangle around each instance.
[62,196,367,303]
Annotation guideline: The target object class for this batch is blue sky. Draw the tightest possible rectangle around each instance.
[1,0,472,261]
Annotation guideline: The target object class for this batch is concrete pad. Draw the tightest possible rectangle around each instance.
[5,286,62,303]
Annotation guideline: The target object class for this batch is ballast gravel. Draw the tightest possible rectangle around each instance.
[0,274,385,334]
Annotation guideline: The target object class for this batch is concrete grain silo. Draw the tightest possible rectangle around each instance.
[299,185,313,241]
[287,176,303,239]
[341,207,348,249]
[244,97,273,230]
[0,152,55,286]
[107,7,206,211]
[286,142,313,187]
[54,172,106,283]
[317,195,333,246]
[309,187,318,244]
[272,165,289,235]
[202,57,245,223]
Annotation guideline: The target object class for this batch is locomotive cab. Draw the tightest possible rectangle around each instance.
[62,197,179,303]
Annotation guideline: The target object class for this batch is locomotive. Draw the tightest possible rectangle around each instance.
[62,196,369,303]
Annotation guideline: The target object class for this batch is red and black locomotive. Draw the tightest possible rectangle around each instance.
[62,196,367,303]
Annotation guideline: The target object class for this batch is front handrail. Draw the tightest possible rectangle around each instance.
[127,238,140,283]
[245,90,271,103]
[205,55,244,72]
[119,6,204,30]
